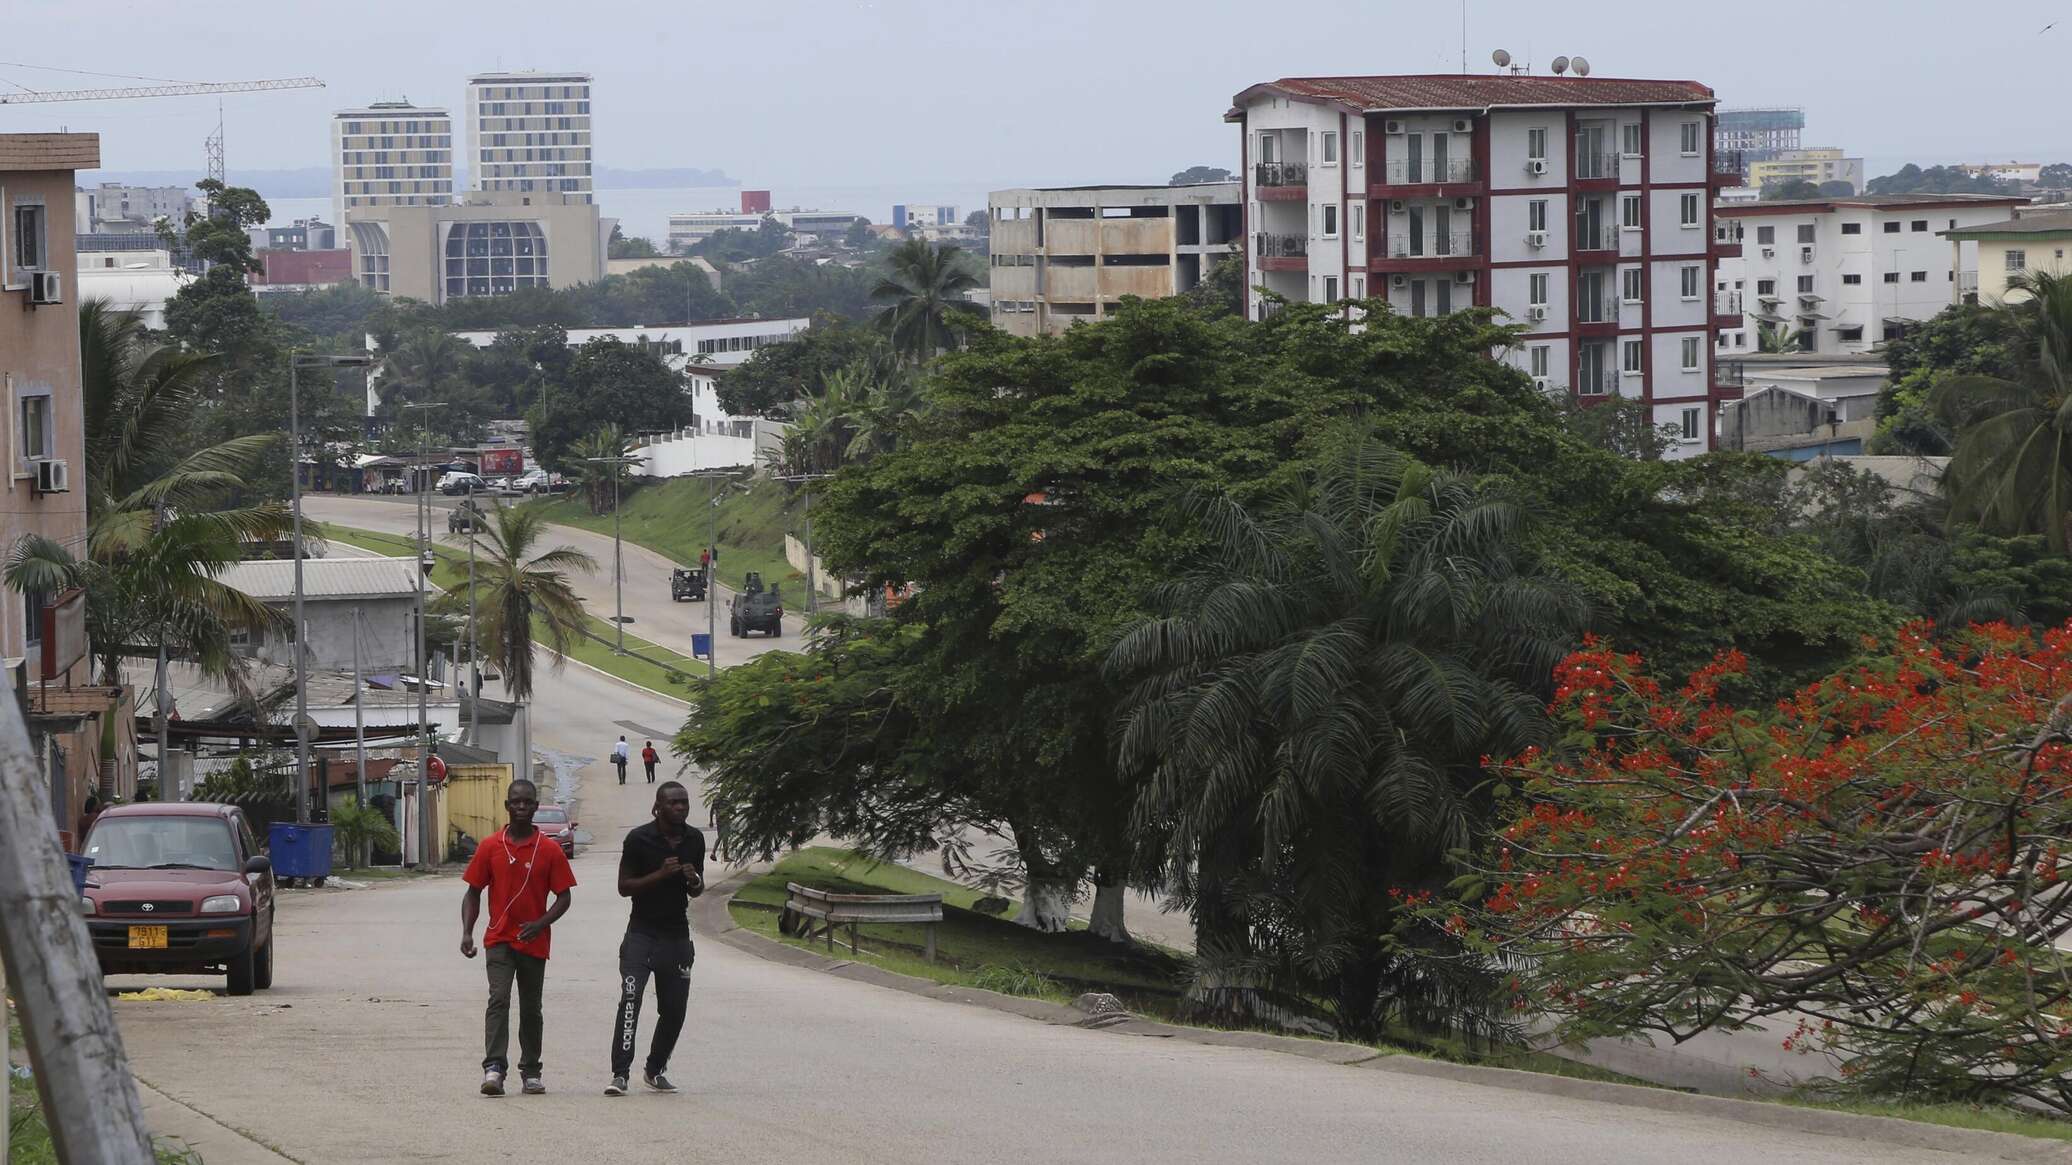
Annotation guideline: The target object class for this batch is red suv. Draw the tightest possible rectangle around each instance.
[81,803,277,996]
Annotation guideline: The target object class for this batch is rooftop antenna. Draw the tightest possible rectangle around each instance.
[1492,48,1515,76]
[204,99,224,184]
[1572,56,1592,78]
[1550,55,1570,76]
[1461,1,1469,74]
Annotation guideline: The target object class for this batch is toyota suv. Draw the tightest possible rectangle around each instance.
[81,803,277,995]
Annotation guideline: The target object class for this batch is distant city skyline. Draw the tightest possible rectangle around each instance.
[9,0,2068,194]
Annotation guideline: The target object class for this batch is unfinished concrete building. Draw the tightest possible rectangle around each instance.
[988,182,1242,337]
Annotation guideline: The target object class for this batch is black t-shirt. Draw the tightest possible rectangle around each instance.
[620,821,705,938]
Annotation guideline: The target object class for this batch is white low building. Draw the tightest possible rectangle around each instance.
[76,249,187,329]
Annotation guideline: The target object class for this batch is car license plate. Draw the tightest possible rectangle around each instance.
[127,925,168,950]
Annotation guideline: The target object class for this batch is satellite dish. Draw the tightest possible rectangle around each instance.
[1492,48,1512,68]
[1572,56,1592,77]
[1551,56,1570,75]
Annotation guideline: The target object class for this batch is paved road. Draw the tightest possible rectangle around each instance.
[104,655,1983,1164]
[303,494,803,673]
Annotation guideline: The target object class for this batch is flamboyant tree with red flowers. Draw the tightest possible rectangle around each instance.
[1436,622,2072,1113]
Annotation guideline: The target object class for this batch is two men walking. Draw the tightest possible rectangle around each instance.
[459,776,702,1098]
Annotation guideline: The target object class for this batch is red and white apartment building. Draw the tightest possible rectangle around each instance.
[1229,74,1744,456]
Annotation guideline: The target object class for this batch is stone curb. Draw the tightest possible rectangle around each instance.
[692,872,2072,1162]
[541,648,692,710]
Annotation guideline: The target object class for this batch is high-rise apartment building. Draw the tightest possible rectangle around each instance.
[1229,72,1743,456]
[331,101,454,231]
[466,72,594,204]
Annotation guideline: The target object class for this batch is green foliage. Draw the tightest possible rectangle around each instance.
[263,282,389,346]
[1932,270,2072,549]
[607,226,662,259]
[171,178,268,272]
[973,963,1064,998]
[693,219,792,262]
[727,255,881,321]
[1181,251,1247,319]
[1169,165,1235,185]
[524,336,690,472]
[441,503,597,703]
[329,800,400,868]
[871,239,981,359]
[1867,163,2009,195]
[1759,178,1822,200]
[719,316,891,417]
[1555,395,1682,461]
[1873,302,2024,455]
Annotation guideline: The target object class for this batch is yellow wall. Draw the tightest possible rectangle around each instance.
[1974,235,2072,303]
[445,763,514,847]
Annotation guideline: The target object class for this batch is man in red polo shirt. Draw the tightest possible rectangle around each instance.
[460,778,576,1096]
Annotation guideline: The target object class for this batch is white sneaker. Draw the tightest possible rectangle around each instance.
[481,1070,505,1097]
[604,1074,627,1096]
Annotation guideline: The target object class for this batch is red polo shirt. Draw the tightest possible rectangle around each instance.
[463,828,577,959]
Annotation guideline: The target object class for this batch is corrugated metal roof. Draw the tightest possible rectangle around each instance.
[1232,75,1715,117]
[216,557,423,601]
[1943,211,2072,236]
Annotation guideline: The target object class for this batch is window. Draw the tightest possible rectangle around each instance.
[1320,132,1338,164]
[1757,278,1776,296]
[1883,221,1901,234]
[1798,275,1815,294]
[1436,279,1452,316]
[1529,272,1549,307]
[1323,275,1339,302]
[11,202,46,273]
[1351,275,1364,299]
[1529,345,1550,377]
[1680,193,1700,228]
[1350,202,1364,241]
[1351,132,1364,167]
[1321,203,1339,238]
[1796,224,1816,244]
[2007,249,2028,271]
[23,587,46,652]
[1622,268,1644,302]
[1842,273,1862,285]
[1680,407,1701,442]
[1883,272,1901,284]
[1623,339,1643,373]
[1841,222,1862,235]
[1681,336,1702,371]
[1910,270,1928,283]
[1527,128,1548,161]
[1910,220,1928,232]
[1680,265,1701,299]
[1680,122,1701,155]
[1528,200,1548,232]
[1756,225,1776,245]
[1838,326,1864,342]
[1621,194,1641,229]
[1257,134,1275,164]
[1621,123,1642,157]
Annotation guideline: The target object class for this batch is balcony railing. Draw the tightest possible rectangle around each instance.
[1576,368,1619,397]
[1576,224,1621,253]
[1254,162,1308,188]
[1958,272,1980,293]
[1574,150,1622,181]
[1384,232,1480,260]
[1714,221,1744,246]
[1714,291,1744,316]
[1255,231,1309,259]
[1716,360,1747,389]
[1714,149,1747,178]
[1576,298,1620,326]
[1382,158,1477,185]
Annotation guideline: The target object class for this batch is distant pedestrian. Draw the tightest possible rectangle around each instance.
[605,781,704,1096]
[698,547,710,571]
[460,778,577,1097]
[641,741,659,784]
[612,736,629,785]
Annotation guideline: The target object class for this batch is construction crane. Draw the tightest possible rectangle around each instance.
[0,76,324,105]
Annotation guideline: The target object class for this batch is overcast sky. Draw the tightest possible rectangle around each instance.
[6,0,2064,189]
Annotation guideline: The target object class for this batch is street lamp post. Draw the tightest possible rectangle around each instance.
[400,400,444,866]
[686,469,740,682]
[289,353,372,825]
[774,472,834,616]
[583,454,638,654]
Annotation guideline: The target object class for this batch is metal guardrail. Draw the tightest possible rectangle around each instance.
[1255,231,1309,259]
[1254,161,1308,188]
[1714,291,1744,316]
[1576,224,1621,253]
[1385,232,1479,259]
[1716,360,1748,388]
[1383,158,1477,184]
[1574,150,1622,181]
[780,882,945,961]
[1576,368,1620,397]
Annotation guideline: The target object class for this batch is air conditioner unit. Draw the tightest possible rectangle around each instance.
[1527,305,1548,321]
[1527,159,1548,176]
[1761,247,1776,258]
[1526,229,1548,248]
[1800,246,1815,263]
[1455,270,1476,285]
[1384,119,1405,135]
[29,271,61,306]
[32,458,69,494]
[1532,375,1551,391]
[1390,274,1408,289]
[1452,118,1473,134]
[1388,200,1407,214]
[1454,197,1476,210]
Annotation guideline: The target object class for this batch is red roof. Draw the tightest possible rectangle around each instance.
[255,249,353,287]
[1229,75,1716,119]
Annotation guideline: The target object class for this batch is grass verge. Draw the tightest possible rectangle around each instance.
[727,848,2072,1144]
[525,476,802,598]
[6,1015,202,1163]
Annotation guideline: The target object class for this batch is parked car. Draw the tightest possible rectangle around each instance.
[730,587,783,637]
[448,499,489,534]
[534,804,578,859]
[438,471,486,496]
[670,566,707,602]
[486,476,516,493]
[80,803,276,996]
[380,477,413,495]
[515,469,554,494]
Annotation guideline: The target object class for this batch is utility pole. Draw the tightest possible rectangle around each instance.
[351,606,370,866]
[584,454,637,654]
[289,353,372,824]
[688,469,739,681]
[401,400,443,866]
[775,472,833,616]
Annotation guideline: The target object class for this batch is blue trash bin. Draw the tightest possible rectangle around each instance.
[268,821,334,885]
[66,852,91,894]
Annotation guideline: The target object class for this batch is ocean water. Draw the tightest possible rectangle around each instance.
[266,182,1005,244]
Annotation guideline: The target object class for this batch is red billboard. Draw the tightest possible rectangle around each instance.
[479,448,523,475]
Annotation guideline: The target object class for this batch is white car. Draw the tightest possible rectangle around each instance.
[515,469,554,494]
[438,471,486,495]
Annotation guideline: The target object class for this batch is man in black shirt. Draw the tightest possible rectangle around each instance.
[605,781,704,1096]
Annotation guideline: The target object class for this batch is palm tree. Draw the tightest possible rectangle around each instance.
[377,329,468,413]
[1755,319,1806,353]
[843,364,925,462]
[1106,429,1585,1038]
[1932,269,2072,550]
[445,504,596,703]
[871,238,979,360]
[6,301,286,687]
[563,424,643,515]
